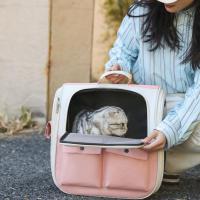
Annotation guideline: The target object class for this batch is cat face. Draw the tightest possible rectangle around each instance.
[92,106,128,136]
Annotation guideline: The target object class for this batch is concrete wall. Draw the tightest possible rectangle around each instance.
[48,0,94,116]
[0,0,49,118]
[92,0,108,81]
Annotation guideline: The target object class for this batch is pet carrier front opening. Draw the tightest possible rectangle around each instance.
[65,88,147,139]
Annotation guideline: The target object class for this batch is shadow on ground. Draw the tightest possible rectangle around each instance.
[0,133,199,200]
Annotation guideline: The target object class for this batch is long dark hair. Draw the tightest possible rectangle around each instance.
[128,0,200,70]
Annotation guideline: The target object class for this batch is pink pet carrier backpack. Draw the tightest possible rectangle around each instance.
[46,71,166,199]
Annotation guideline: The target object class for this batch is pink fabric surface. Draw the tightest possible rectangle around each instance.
[104,148,148,160]
[62,146,102,155]
[55,139,158,199]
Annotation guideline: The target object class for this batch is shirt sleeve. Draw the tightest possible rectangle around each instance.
[105,12,139,73]
[156,69,200,149]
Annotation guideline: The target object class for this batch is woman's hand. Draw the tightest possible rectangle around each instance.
[142,130,167,151]
[106,65,128,84]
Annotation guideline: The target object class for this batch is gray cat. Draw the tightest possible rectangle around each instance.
[72,106,128,137]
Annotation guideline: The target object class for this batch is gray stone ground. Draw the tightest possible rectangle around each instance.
[0,132,199,200]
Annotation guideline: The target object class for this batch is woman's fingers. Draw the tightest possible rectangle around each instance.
[143,144,165,152]
[142,130,166,151]
[104,65,124,83]
[142,131,157,144]
[143,138,163,151]
[105,65,130,84]
[106,74,127,84]
[112,75,126,83]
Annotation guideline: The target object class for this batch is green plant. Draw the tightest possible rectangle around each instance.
[91,0,133,81]
[0,107,37,135]
[102,0,133,45]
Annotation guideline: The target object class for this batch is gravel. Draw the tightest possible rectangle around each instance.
[0,133,199,200]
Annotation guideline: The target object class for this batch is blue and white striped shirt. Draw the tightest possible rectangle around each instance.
[105,6,200,149]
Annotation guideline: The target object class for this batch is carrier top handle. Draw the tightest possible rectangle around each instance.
[98,70,133,84]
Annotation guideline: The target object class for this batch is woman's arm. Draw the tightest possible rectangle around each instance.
[105,13,139,73]
[145,69,200,150]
